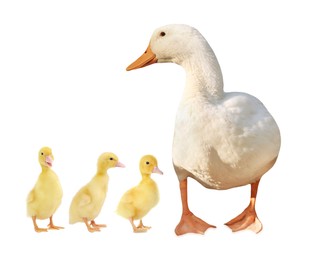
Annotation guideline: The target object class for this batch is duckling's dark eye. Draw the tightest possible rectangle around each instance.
[110,158,114,161]
[146,161,150,165]
[160,31,166,37]
[41,152,44,155]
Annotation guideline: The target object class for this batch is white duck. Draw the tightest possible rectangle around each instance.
[127,24,281,235]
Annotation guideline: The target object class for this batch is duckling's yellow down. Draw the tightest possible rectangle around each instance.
[69,152,124,232]
[27,147,63,232]
[117,155,162,232]
[117,176,159,220]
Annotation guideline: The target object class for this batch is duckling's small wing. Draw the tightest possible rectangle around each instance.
[78,193,91,207]
[26,189,37,217]
[120,190,134,203]
[26,189,35,204]
[117,189,136,219]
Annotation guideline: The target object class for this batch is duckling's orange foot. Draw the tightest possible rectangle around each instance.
[90,220,107,229]
[224,207,263,233]
[133,227,148,233]
[175,212,216,236]
[137,224,151,230]
[83,218,101,232]
[34,227,48,233]
[48,224,64,230]
[87,226,101,232]
[137,220,151,230]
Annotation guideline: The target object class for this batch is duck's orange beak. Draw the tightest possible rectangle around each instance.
[126,45,157,71]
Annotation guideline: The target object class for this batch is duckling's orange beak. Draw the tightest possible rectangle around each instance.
[152,166,163,175]
[126,45,157,71]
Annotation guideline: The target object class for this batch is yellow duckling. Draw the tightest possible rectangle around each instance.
[27,147,64,232]
[117,155,163,233]
[69,152,125,232]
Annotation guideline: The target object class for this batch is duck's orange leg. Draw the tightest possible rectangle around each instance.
[225,179,263,233]
[175,178,216,236]
[32,216,48,233]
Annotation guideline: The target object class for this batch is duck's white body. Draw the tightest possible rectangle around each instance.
[173,91,280,190]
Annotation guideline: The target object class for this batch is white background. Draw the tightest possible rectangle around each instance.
[0,0,308,259]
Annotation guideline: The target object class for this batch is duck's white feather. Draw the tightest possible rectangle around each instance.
[173,92,280,189]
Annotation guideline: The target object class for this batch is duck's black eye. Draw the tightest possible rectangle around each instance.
[41,152,44,155]
[146,161,150,165]
[110,158,113,161]
[160,31,166,37]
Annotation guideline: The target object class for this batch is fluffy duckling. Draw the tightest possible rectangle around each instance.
[69,152,125,232]
[117,155,163,233]
[27,147,64,232]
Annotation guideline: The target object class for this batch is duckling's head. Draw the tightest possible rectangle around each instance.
[127,24,209,70]
[38,146,54,168]
[97,152,125,172]
[139,155,163,176]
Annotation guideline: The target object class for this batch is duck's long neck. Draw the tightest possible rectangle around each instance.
[180,43,224,101]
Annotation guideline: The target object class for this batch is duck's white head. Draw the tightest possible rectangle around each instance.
[127,24,224,98]
[127,24,201,69]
